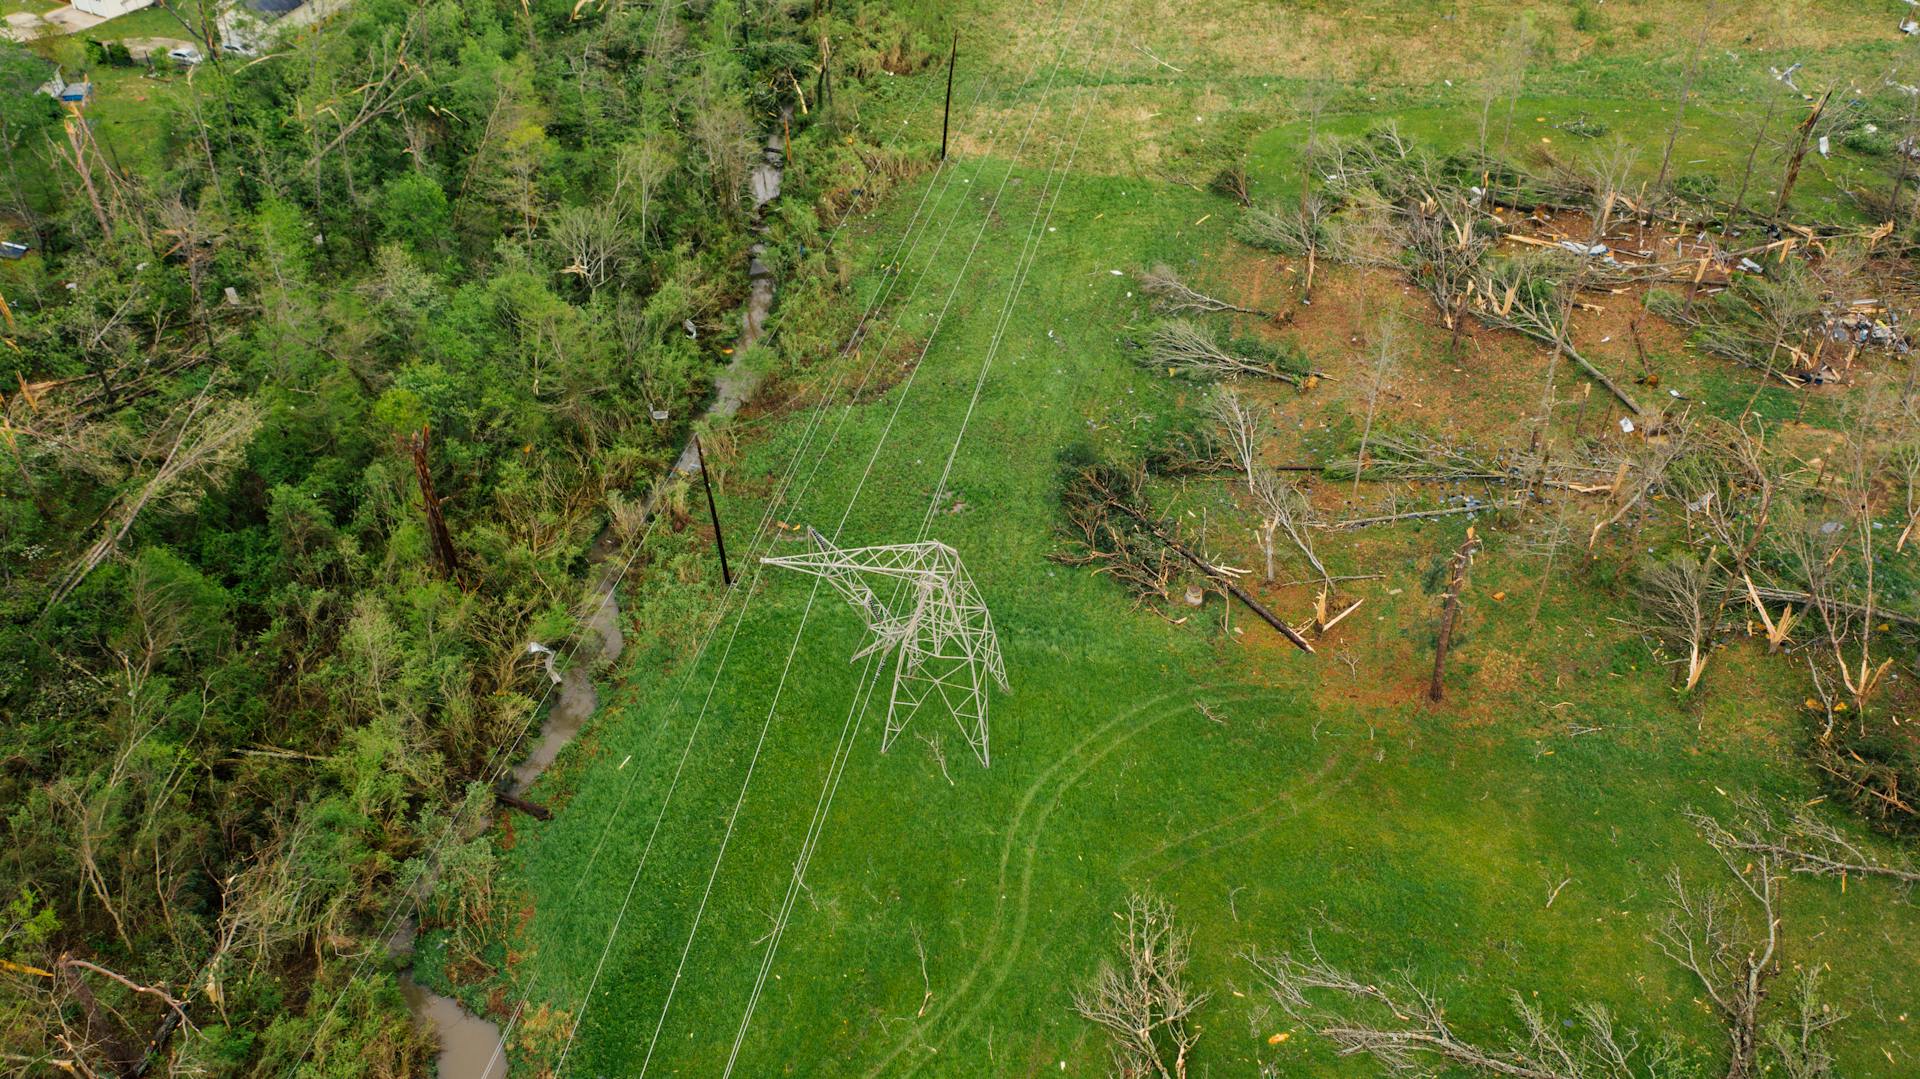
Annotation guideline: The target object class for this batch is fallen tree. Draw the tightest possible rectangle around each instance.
[1137,264,1269,317]
[1142,319,1310,385]
[1074,894,1210,1079]
[1244,802,1873,1079]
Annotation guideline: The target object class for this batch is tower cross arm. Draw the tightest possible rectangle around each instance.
[761,527,1009,766]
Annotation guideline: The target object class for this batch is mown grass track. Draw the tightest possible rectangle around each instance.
[466,4,1920,1074]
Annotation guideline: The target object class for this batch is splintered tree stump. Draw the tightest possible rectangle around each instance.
[401,424,461,580]
[1429,528,1482,703]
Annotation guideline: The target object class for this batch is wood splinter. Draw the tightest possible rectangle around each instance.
[1429,527,1482,703]
[1132,513,1315,653]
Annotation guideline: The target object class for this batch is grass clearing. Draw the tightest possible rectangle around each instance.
[453,25,1920,1075]
[446,6,1920,1077]
[81,64,183,176]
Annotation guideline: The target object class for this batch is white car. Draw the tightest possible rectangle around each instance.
[222,39,259,58]
[167,46,203,65]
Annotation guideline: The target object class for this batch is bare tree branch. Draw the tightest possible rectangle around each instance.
[1075,894,1210,1079]
[1138,265,1268,317]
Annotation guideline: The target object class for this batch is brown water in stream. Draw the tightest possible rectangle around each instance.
[399,975,508,1079]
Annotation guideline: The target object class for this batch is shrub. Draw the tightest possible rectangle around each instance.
[1235,197,1333,258]
[1672,173,1720,202]
[1841,127,1894,157]
[1560,115,1609,139]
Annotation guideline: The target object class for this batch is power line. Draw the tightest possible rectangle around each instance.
[629,6,1098,1074]
[540,124,980,1079]
[876,60,1136,1078]
[624,11,1093,1076]
[719,34,1113,1074]
[489,64,975,1074]
[532,59,1022,1079]
[283,0,842,1071]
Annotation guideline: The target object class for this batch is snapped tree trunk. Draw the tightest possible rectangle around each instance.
[1772,90,1830,221]
[1723,94,1782,248]
[1428,528,1481,702]
[403,424,461,580]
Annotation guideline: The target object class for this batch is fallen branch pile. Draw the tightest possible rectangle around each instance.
[1324,430,1613,491]
[1142,319,1308,385]
[1055,461,1180,602]
[1137,264,1269,317]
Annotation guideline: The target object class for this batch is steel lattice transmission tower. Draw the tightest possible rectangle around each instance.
[763,527,1009,766]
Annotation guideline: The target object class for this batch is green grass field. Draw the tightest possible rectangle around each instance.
[445,5,1920,1076]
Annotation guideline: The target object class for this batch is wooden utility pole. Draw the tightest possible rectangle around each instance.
[402,425,460,580]
[493,781,553,820]
[694,435,732,587]
[1428,527,1481,702]
[939,29,957,160]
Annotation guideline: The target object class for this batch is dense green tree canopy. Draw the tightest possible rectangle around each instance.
[0,0,932,1071]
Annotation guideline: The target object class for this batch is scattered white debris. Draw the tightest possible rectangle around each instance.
[525,642,563,685]
[1619,417,1635,434]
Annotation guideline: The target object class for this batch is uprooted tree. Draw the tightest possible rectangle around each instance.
[1143,319,1310,385]
[1241,798,1898,1079]
[1138,264,1269,318]
[1055,459,1183,602]
[1074,893,1210,1079]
